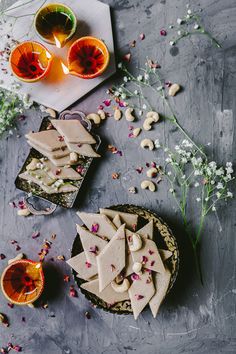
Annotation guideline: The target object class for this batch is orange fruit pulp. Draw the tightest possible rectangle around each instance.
[67,36,110,79]
[1,259,45,305]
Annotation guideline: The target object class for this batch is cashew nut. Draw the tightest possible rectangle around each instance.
[114,108,122,121]
[132,262,142,274]
[141,180,156,192]
[45,107,56,118]
[146,167,158,178]
[98,109,106,120]
[111,278,130,293]
[70,152,78,164]
[129,233,142,252]
[17,208,31,217]
[8,253,25,265]
[143,117,155,131]
[133,127,141,137]
[86,113,101,124]
[140,139,154,150]
[168,83,181,97]
[125,108,135,122]
[146,111,160,122]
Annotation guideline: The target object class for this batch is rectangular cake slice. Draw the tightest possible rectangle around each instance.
[76,224,108,266]
[25,130,67,152]
[66,252,98,281]
[149,267,171,318]
[81,279,129,304]
[77,212,117,240]
[97,224,126,292]
[51,119,96,144]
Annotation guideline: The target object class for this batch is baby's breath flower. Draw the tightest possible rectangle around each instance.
[118,62,122,69]
[142,104,147,109]
[194,24,200,30]
[212,206,216,211]
[216,182,223,190]
[154,139,161,148]
[196,197,201,202]
[121,93,127,99]
[227,191,233,198]
[177,18,183,25]
[144,73,149,80]
[167,171,172,176]
[194,182,200,187]
[216,192,221,199]
[134,90,138,95]
[187,9,192,14]
[169,188,174,193]
[137,75,143,81]
[123,76,128,82]
[169,41,175,46]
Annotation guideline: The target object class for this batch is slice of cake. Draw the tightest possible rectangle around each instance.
[51,119,96,144]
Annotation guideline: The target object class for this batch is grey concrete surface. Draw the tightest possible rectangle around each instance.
[0,0,236,353]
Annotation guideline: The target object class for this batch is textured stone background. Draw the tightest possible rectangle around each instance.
[0,0,236,353]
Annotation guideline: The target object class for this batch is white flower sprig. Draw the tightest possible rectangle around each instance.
[155,138,234,282]
[169,6,221,48]
[0,88,33,137]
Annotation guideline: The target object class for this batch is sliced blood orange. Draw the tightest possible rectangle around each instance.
[1,259,45,305]
[67,36,110,79]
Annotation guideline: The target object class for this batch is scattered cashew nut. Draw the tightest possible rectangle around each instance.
[146,167,158,178]
[45,107,56,118]
[146,111,160,122]
[132,262,142,274]
[111,278,130,293]
[98,109,106,120]
[17,208,31,217]
[70,152,78,164]
[129,233,142,252]
[8,253,25,265]
[132,127,141,137]
[140,138,154,150]
[86,113,101,124]
[141,180,156,192]
[125,108,135,122]
[114,108,122,121]
[168,83,181,97]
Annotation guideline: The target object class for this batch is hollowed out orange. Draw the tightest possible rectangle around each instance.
[9,41,53,83]
[67,36,110,79]
[1,259,45,305]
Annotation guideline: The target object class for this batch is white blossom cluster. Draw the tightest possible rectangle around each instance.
[155,138,234,214]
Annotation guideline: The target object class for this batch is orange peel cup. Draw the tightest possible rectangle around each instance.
[67,36,110,79]
[9,41,53,83]
[1,259,45,305]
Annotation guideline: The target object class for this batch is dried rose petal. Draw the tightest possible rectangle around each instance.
[9,202,17,208]
[85,261,91,268]
[146,162,150,168]
[69,286,78,297]
[89,245,98,255]
[10,240,17,244]
[145,268,152,274]
[76,165,85,174]
[42,303,48,309]
[85,311,91,319]
[117,150,123,156]
[134,294,144,300]
[139,33,145,40]
[51,234,56,240]
[147,59,160,69]
[112,173,120,180]
[55,169,61,175]
[123,53,131,62]
[151,161,157,168]
[21,317,26,322]
[131,273,141,281]
[91,223,99,233]
[98,104,104,110]
[146,276,152,284]
[150,260,155,267]
[7,303,14,309]
[57,135,64,141]
[128,126,134,131]
[128,132,134,138]
[13,345,22,352]
[32,231,40,239]
[165,81,172,88]
[0,313,9,327]
[148,249,154,255]
[103,99,111,107]
[129,40,136,48]
[15,245,21,251]
[64,275,70,282]
[110,264,116,272]
[132,224,137,231]
[118,101,127,108]
[141,255,148,264]
[160,29,167,36]
[0,254,6,260]
[136,167,143,174]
